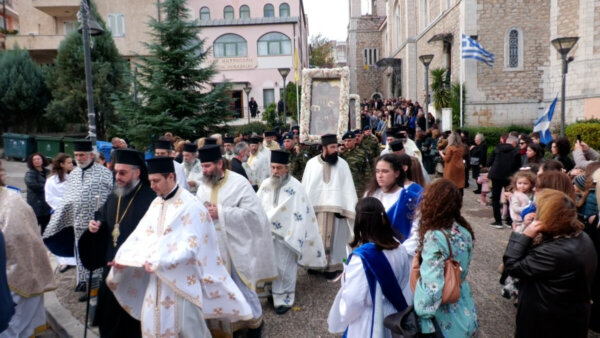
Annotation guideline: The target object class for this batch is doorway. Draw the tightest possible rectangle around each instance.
[230,91,243,118]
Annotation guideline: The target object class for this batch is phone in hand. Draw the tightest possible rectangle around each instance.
[577,134,581,143]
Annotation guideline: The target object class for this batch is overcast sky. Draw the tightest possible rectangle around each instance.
[304,0,349,42]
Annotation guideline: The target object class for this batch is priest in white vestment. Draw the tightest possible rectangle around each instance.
[196,145,278,335]
[223,137,235,161]
[243,137,271,188]
[381,132,423,161]
[106,157,252,337]
[154,139,189,191]
[257,151,326,314]
[263,131,282,151]
[302,134,358,279]
[181,143,203,194]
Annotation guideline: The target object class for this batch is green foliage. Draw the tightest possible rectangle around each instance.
[261,103,278,127]
[284,82,301,122]
[0,48,51,132]
[565,121,600,150]
[430,68,450,110]
[461,125,532,149]
[113,0,232,150]
[450,82,465,128]
[45,1,126,140]
[309,34,334,68]
[229,122,270,136]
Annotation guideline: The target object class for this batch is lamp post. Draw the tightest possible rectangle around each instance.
[78,0,104,147]
[419,54,434,131]
[278,67,290,130]
[551,36,578,137]
[243,83,252,124]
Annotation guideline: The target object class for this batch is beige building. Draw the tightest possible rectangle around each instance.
[0,0,19,50]
[358,0,600,126]
[6,0,158,64]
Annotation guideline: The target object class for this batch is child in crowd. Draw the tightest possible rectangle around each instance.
[509,170,536,232]
[476,167,490,205]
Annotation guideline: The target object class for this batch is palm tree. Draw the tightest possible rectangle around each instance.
[430,68,450,110]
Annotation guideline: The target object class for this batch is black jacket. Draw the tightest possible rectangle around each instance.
[486,143,521,180]
[230,158,248,180]
[555,154,575,172]
[25,168,51,217]
[503,231,597,338]
[469,142,487,167]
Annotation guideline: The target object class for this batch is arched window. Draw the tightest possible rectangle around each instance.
[199,7,210,21]
[223,5,234,19]
[240,5,250,19]
[258,32,291,56]
[505,27,523,70]
[279,3,290,17]
[214,34,247,57]
[264,4,275,17]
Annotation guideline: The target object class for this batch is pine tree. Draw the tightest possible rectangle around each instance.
[113,0,232,150]
[44,1,127,140]
[0,48,51,132]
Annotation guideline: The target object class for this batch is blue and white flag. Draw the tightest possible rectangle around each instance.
[462,34,495,67]
[533,96,558,145]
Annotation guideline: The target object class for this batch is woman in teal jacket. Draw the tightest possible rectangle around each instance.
[413,179,479,337]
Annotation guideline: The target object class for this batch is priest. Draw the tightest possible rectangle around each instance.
[181,143,203,194]
[244,137,271,188]
[196,145,277,335]
[301,134,358,279]
[223,136,235,160]
[78,149,155,337]
[106,157,252,337]
[263,131,281,151]
[154,139,189,190]
[257,151,326,314]
[43,140,113,291]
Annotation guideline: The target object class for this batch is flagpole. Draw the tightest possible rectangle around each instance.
[459,1,465,128]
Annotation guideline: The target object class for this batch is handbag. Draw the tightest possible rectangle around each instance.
[384,305,444,338]
[469,156,480,166]
[410,230,462,304]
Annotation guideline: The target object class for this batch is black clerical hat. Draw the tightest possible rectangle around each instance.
[389,140,404,152]
[342,131,355,140]
[147,157,174,174]
[223,137,234,144]
[249,137,261,144]
[198,145,222,162]
[264,131,276,137]
[394,131,408,139]
[291,126,299,131]
[114,149,145,167]
[154,140,172,150]
[74,140,92,152]
[182,143,197,153]
[205,137,217,145]
[271,150,289,164]
[321,134,338,146]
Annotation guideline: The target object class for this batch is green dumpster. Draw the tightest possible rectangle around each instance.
[35,136,63,159]
[62,138,79,157]
[2,133,36,161]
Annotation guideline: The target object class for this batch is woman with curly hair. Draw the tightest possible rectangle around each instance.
[413,179,478,337]
[551,137,575,172]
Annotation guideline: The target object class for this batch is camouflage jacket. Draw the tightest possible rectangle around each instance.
[341,146,370,197]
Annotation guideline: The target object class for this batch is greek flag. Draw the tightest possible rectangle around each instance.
[533,96,558,145]
[462,34,495,67]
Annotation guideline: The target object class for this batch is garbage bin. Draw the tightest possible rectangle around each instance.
[62,138,79,157]
[35,135,63,159]
[2,133,36,161]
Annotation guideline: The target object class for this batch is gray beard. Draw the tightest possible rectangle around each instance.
[269,173,288,190]
[77,159,92,168]
[115,179,140,197]
[225,150,233,156]
[183,160,195,171]
[201,171,220,186]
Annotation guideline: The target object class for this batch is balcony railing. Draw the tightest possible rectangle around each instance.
[32,0,79,17]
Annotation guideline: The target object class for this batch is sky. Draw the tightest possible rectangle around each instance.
[304,0,349,42]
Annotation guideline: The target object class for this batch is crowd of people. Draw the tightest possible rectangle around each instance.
[0,95,599,337]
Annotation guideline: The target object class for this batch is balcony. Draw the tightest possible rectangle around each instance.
[32,0,80,17]
[2,0,18,18]
[5,34,65,51]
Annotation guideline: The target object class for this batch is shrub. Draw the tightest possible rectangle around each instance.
[565,121,600,150]
[229,122,270,136]
[461,125,532,149]
[262,103,278,127]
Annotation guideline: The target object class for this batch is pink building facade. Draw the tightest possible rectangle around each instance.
[189,0,309,118]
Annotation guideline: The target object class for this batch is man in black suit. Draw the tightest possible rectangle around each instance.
[231,141,249,180]
[249,97,258,118]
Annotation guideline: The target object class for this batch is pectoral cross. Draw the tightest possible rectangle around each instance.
[112,224,120,247]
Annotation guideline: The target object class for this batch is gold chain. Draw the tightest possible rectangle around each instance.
[112,184,142,247]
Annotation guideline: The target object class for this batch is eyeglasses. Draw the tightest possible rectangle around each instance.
[519,142,526,145]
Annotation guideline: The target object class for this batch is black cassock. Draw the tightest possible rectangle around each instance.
[78,182,156,338]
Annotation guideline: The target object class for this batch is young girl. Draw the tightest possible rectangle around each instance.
[476,167,490,205]
[509,170,536,232]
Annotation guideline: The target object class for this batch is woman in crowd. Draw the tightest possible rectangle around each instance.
[524,142,545,169]
[470,133,487,194]
[503,189,596,338]
[364,154,406,211]
[44,153,75,273]
[440,132,465,195]
[24,153,51,234]
[551,137,575,172]
[518,135,531,166]
[328,197,412,337]
[413,179,478,337]
[575,162,600,227]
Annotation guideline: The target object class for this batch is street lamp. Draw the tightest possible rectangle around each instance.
[419,54,434,131]
[551,36,578,137]
[278,67,290,129]
[243,82,252,124]
[78,0,104,148]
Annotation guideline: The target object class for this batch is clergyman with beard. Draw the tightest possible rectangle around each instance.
[43,140,113,294]
[195,145,277,336]
[77,149,156,337]
[230,141,249,180]
[223,136,235,160]
[301,134,358,279]
[256,151,326,314]
[181,143,202,194]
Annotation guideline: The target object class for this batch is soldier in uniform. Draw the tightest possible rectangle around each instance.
[282,133,305,181]
[340,131,370,197]
[362,127,382,163]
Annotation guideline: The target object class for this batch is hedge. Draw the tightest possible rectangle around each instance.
[228,122,270,136]
[565,121,600,151]
[461,125,532,149]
